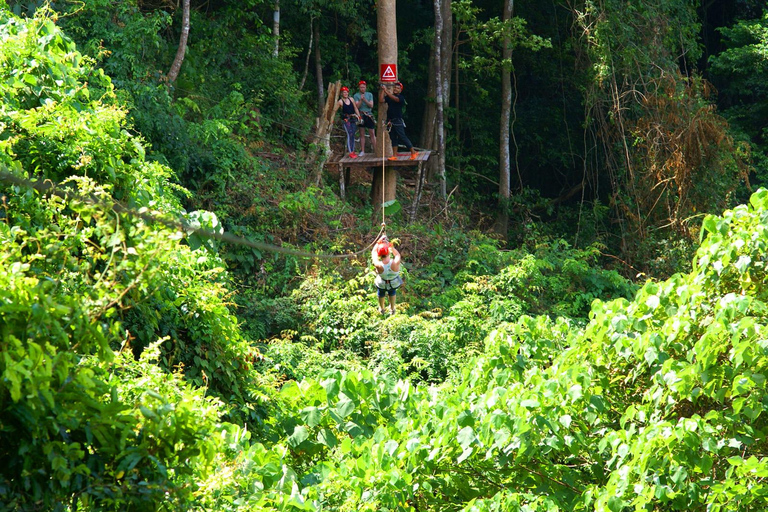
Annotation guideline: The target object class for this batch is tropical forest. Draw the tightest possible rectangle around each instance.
[2,0,768,510]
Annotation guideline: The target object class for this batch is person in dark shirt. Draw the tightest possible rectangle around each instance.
[379,82,418,161]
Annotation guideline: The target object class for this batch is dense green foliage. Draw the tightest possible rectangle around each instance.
[0,13,266,509]
[708,9,768,184]
[3,1,768,511]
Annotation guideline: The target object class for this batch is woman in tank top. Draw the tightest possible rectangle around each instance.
[338,86,361,158]
[371,236,403,315]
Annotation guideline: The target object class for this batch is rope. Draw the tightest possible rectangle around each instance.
[0,169,385,260]
[382,119,386,228]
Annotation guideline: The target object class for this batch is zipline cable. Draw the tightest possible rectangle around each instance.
[0,169,384,260]
[382,118,386,228]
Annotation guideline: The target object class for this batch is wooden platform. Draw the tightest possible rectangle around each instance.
[337,150,432,166]
[332,150,434,222]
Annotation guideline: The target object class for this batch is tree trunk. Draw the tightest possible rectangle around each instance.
[299,16,314,91]
[314,20,324,118]
[373,0,398,224]
[494,0,513,240]
[166,0,190,83]
[421,0,452,183]
[420,49,437,152]
[433,0,447,202]
[453,17,461,181]
[272,0,280,57]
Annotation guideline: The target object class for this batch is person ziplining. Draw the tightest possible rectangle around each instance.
[371,232,403,315]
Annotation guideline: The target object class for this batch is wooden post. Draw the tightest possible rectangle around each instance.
[339,162,345,199]
[308,81,341,185]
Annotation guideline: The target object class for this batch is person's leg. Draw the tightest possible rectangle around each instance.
[345,120,356,155]
[397,125,417,159]
[388,122,402,160]
[362,116,377,153]
[390,123,414,159]
[358,126,367,154]
[377,287,387,313]
[388,288,397,314]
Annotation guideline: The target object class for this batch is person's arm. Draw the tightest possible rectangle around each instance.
[353,99,361,118]
[379,86,386,103]
[391,247,401,271]
[354,93,362,109]
[364,92,373,109]
[371,247,384,272]
[381,88,400,103]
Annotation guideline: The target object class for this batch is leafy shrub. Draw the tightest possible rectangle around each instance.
[0,13,277,508]
[196,188,768,511]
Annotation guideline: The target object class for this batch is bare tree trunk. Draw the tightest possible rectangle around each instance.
[494,0,513,239]
[167,0,190,83]
[314,20,324,118]
[420,49,438,152]
[433,0,447,201]
[299,17,314,90]
[421,0,452,182]
[454,18,461,180]
[272,0,280,57]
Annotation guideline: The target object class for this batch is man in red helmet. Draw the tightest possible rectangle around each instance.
[354,80,376,155]
[371,235,403,315]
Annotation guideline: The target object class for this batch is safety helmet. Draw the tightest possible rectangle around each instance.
[395,82,403,90]
[340,86,349,92]
[376,243,390,258]
[358,80,367,86]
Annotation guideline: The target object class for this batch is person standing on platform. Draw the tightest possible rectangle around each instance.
[379,81,418,161]
[338,86,361,158]
[354,80,377,156]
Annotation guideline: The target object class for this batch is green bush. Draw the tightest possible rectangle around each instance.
[0,13,276,508]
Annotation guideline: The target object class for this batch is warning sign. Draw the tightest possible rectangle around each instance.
[380,63,397,82]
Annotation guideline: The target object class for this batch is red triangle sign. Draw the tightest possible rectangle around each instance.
[380,63,397,82]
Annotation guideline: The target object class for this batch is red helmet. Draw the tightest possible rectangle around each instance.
[395,82,403,91]
[376,242,390,258]
[358,80,367,86]
[340,86,349,92]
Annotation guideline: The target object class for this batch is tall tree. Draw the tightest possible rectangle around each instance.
[272,0,280,57]
[314,19,324,118]
[166,0,190,83]
[372,0,397,223]
[420,0,452,186]
[433,0,447,201]
[495,0,513,238]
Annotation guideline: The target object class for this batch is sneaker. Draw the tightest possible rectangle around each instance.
[387,156,398,161]
[359,151,365,156]
[409,152,418,160]
[388,308,395,315]
[379,307,387,314]
[349,152,358,158]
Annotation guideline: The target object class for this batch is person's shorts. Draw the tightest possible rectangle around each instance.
[360,112,376,130]
[376,286,398,298]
